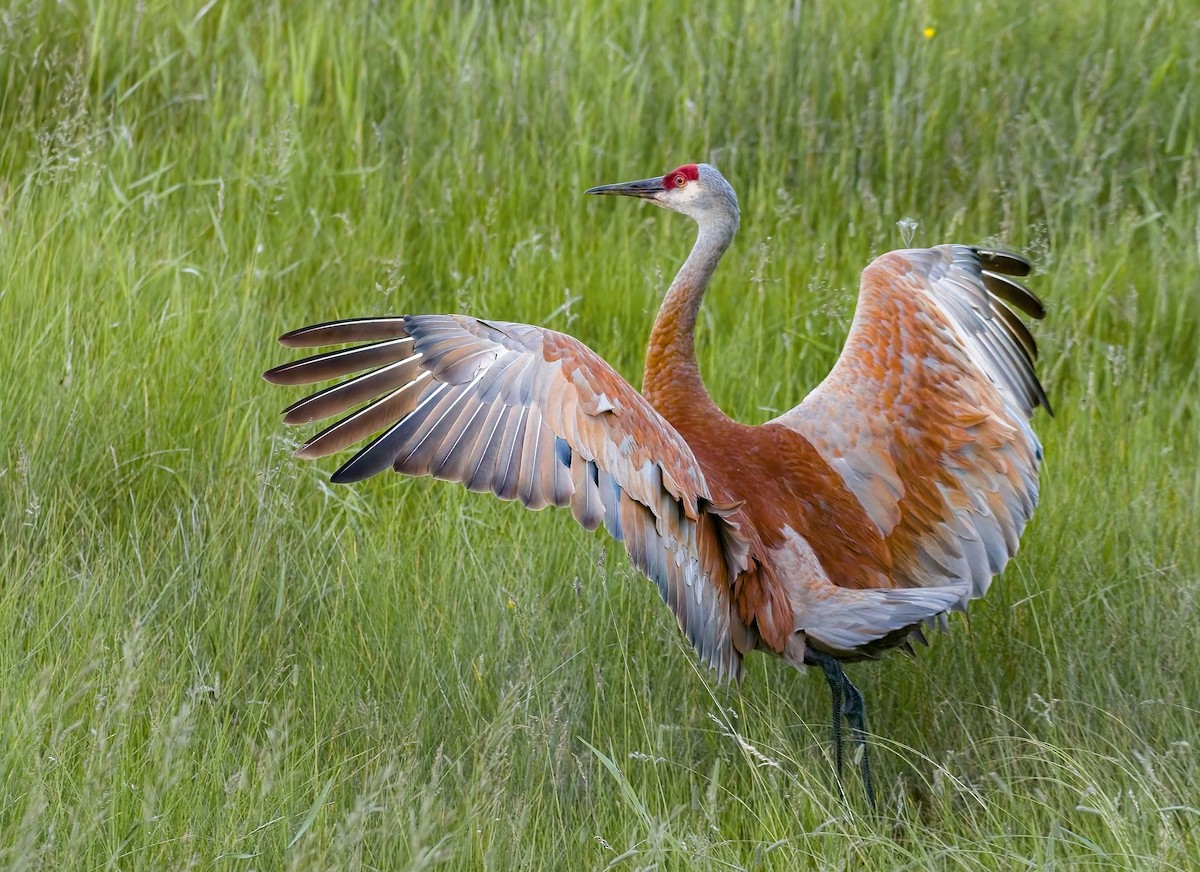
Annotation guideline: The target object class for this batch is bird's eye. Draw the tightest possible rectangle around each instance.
[674,174,688,188]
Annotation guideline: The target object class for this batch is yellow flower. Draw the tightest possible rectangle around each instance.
[923,26,936,40]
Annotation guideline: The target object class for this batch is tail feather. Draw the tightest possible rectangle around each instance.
[801,584,967,657]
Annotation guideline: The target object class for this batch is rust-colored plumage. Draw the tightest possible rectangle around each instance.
[264,163,1049,804]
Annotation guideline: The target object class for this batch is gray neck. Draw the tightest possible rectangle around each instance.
[671,218,736,331]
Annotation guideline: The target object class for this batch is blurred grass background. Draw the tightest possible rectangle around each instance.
[1,0,1197,868]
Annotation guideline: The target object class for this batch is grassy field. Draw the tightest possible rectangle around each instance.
[2,0,1198,868]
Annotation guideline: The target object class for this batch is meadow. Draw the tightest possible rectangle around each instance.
[1,0,1198,868]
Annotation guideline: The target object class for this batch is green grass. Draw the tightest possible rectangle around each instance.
[2,0,1198,868]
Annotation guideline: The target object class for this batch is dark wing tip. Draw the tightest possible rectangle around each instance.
[982,270,1046,320]
[277,317,411,348]
[328,466,365,485]
[972,248,1051,413]
[991,298,1039,363]
[975,248,1032,277]
[1039,383,1055,417]
[330,450,388,484]
[277,324,332,348]
[262,362,299,384]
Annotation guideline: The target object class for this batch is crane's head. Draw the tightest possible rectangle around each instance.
[586,163,739,229]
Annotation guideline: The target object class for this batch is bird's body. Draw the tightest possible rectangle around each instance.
[264,163,1049,803]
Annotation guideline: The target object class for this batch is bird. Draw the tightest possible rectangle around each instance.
[263,162,1049,806]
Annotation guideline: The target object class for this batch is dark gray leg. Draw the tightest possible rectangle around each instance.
[840,671,875,807]
[804,648,876,808]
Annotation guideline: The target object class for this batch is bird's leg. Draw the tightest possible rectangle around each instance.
[839,672,876,809]
[805,648,876,807]
[804,648,846,798]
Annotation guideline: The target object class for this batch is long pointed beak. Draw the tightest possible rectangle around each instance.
[585,176,664,199]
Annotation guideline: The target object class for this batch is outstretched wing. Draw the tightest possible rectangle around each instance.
[773,245,1048,606]
[264,315,753,680]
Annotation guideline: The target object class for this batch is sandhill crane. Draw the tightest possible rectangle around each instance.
[263,163,1049,805]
